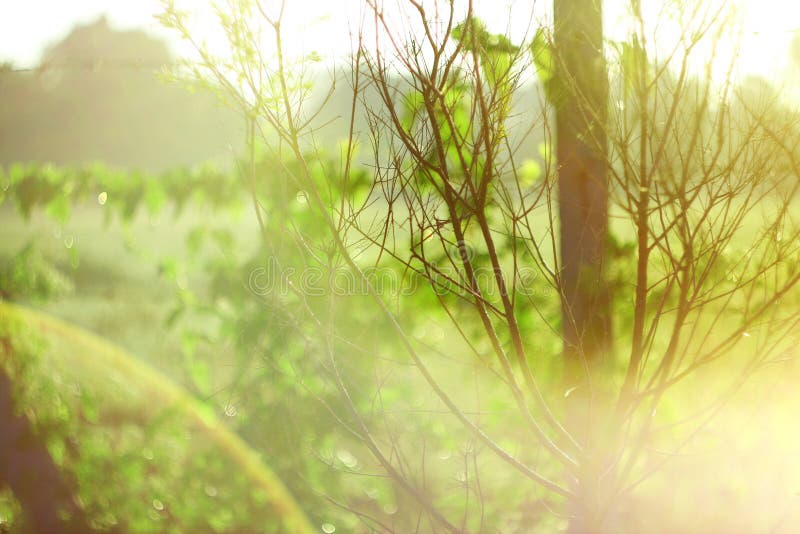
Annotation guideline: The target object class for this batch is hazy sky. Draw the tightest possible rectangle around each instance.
[1,0,799,80]
[0,1,169,66]
[0,0,361,68]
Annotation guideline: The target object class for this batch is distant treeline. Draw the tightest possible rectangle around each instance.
[0,17,242,172]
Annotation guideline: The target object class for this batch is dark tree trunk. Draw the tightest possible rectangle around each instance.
[0,366,94,533]
[553,1,612,531]
[553,0,611,385]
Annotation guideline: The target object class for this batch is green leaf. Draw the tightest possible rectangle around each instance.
[211,228,234,253]
[530,28,557,102]
[188,359,212,394]
[8,163,26,185]
[181,331,198,358]
[159,257,180,280]
[45,194,71,225]
[519,159,542,185]
[618,36,647,96]
[401,89,424,132]
[144,179,167,216]
[186,227,207,256]
[453,18,518,55]
[483,50,512,89]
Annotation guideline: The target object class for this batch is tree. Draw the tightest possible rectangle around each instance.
[553,0,611,372]
[0,17,241,171]
[0,367,97,534]
[160,0,800,531]
[551,3,613,526]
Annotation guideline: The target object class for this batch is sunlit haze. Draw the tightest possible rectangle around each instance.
[5,1,800,532]
[2,0,800,83]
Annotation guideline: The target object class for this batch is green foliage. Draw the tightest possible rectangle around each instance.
[453,18,519,56]
[1,157,375,528]
[0,302,315,533]
[453,17,519,89]
[0,243,73,301]
[1,162,242,224]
